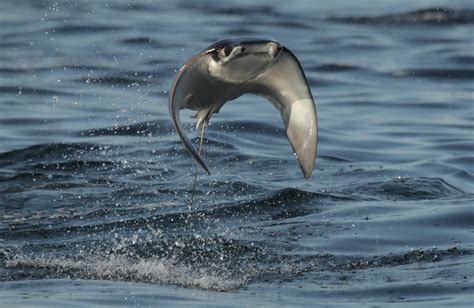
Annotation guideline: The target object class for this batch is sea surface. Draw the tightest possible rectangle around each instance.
[0,0,473,306]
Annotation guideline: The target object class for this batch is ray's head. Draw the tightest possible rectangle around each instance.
[202,38,283,83]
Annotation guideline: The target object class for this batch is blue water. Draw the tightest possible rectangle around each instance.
[1,0,473,306]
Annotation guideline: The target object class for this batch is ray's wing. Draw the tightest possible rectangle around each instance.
[250,47,318,178]
[168,55,211,175]
[169,44,317,178]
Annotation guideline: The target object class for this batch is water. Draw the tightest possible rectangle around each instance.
[0,0,473,306]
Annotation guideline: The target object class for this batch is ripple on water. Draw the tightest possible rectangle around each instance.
[341,176,464,201]
[329,8,474,25]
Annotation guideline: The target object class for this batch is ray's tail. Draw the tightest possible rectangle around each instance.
[188,122,207,208]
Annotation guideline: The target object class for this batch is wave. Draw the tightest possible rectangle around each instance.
[0,86,69,96]
[176,187,356,222]
[310,63,362,73]
[183,4,282,18]
[32,160,116,172]
[0,41,28,49]
[121,37,168,48]
[329,7,474,25]
[449,55,474,64]
[224,28,259,36]
[341,176,464,201]
[110,2,157,12]
[76,75,151,86]
[2,253,248,291]
[0,64,110,75]
[2,241,469,291]
[393,68,474,80]
[49,24,122,34]
[0,187,340,242]
[0,143,106,162]
[79,121,171,137]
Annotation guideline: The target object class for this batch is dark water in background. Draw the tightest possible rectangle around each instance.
[0,0,473,306]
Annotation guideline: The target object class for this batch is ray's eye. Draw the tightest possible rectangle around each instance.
[223,44,233,57]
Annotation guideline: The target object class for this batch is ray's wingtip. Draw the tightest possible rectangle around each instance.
[198,160,211,176]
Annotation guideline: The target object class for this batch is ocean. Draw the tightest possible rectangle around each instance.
[0,0,473,306]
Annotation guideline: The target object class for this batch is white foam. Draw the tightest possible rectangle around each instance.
[5,253,247,291]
